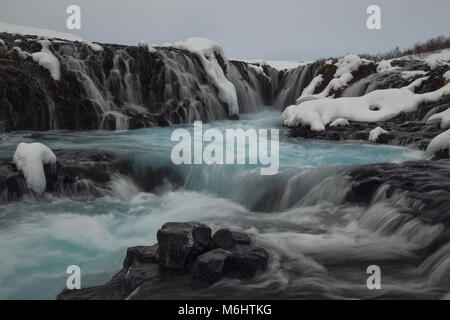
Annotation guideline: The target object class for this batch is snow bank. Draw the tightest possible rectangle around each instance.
[0,39,5,45]
[30,40,61,80]
[426,128,450,157]
[329,118,349,127]
[283,82,450,131]
[13,142,57,194]
[173,37,239,115]
[0,22,102,52]
[369,127,388,142]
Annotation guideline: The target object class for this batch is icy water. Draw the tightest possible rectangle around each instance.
[0,110,430,299]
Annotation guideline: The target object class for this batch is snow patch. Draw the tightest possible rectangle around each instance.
[138,40,156,53]
[369,127,388,142]
[0,39,4,45]
[173,37,239,115]
[13,142,57,194]
[30,40,61,80]
[377,60,401,73]
[329,118,349,127]
[296,75,323,103]
[400,70,427,80]
[426,129,450,157]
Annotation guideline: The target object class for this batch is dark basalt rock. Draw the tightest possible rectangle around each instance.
[190,248,230,283]
[156,222,212,269]
[212,228,251,249]
[57,222,269,300]
[0,149,175,203]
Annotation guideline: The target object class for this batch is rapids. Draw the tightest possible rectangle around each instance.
[1,110,438,300]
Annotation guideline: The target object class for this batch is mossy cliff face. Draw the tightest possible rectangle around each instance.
[0,33,278,132]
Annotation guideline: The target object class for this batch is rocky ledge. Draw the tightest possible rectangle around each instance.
[0,149,173,203]
[288,95,450,156]
[57,222,269,300]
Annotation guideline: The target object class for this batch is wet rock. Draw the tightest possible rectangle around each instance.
[123,245,158,270]
[190,248,230,283]
[224,246,269,279]
[213,228,251,249]
[57,222,269,300]
[156,222,212,269]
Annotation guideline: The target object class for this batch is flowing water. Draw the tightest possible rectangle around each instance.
[1,110,437,300]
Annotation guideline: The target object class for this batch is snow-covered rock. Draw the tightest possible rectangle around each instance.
[30,40,61,80]
[283,81,450,131]
[329,118,349,127]
[376,59,400,73]
[13,142,57,194]
[428,107,450,129]
[400,70,427,80]
[444,70,450,81]
[426,128,450,157]
[0,22,102,52]
[172,37,239,115]
[299,55,371,101]
[138,40,156,52]
[369,127,388,142]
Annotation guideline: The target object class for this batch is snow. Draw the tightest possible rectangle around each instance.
[426,128,450,157]
[299,55,371,101]
[30,40,61,80]
[283,82,450,131]
[444,70,450,80]
[13,142,57,194]
[173,37,239,115]
[423,49,450,69]
[428,107,450,129]
[329,118,349,127]
[0,22,103,52]
[0,39,4,45]
[138,40,156,53]
[400,70,427,80]
[377,60,400,73]
[369,127,388,142]
[296,75,323,103]
[242,59,310,71]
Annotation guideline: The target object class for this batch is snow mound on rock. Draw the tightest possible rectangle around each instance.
[426,129,450,157]
[13,142,57,194]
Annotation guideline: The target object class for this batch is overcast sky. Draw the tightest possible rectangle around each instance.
[1,0,449,61]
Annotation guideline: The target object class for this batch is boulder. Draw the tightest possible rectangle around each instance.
[190,248,230,283]
[224,246,269,279]
[212,228,251,249]
[156,222,212,269]
[123,245,158,270]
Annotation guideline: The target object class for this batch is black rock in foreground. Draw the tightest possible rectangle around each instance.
[57,222,269,300]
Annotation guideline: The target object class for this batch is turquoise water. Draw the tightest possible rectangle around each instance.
[0,111,425,299]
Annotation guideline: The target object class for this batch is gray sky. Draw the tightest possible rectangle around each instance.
[1,0,449,61]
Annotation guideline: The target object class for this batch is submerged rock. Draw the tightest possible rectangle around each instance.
[57,222,269,300]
